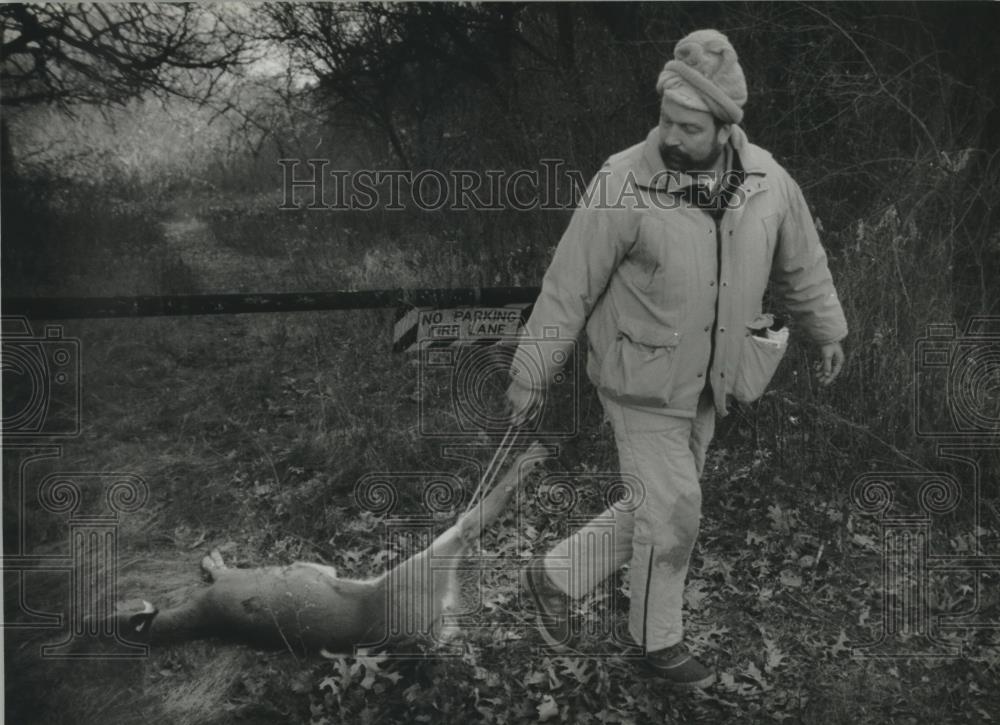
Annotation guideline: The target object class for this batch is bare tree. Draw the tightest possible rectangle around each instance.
[261,3,558,167]
[1,3,249,107]
[1,3,252,168]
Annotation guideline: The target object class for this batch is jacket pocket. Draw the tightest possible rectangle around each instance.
[731,327,787,404]
[599,316,681,406]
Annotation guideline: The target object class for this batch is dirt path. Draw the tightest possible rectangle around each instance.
[160,208,290,293]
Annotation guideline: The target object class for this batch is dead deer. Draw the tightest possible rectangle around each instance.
[104,443,546,656]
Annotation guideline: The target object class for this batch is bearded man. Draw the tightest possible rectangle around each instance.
[508,29,848,689]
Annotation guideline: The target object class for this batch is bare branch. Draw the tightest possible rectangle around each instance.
[0,3,251,110]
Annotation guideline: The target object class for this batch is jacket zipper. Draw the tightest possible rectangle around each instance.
[705,216,723,387]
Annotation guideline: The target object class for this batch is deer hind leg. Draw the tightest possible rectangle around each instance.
[201,549,229,582]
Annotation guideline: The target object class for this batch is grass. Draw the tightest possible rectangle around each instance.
[4,182,999,724]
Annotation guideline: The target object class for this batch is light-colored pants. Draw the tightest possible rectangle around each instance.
[543,388,716,651]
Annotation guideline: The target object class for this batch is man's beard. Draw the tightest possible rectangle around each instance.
[659,140,724,174]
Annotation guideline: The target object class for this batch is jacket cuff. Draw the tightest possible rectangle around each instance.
[508,367,543,392]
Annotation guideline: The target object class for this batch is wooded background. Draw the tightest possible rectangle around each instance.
[3,4,999,724]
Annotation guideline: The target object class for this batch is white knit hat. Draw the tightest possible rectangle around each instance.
[656,29,748,124]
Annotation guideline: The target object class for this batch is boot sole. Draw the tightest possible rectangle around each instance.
[643,662,717,690]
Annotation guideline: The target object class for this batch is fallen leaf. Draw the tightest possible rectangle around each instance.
[558,657,590,684]
[537,695,559,722]
[547,663,563,689]
[762,633,787,672]
[745,661,769,689]
[360,667,377,690]
[523,670,547,687]
[830,630,851,657]
[779,570,803,588]
[685,578,710,610]
[852,533,878,550]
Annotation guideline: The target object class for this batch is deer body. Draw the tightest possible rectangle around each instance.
[115,445,544,655]
[147,558,383,653]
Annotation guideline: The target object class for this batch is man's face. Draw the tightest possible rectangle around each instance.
[658,96,731,174]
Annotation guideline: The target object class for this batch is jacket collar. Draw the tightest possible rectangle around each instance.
[634,125,768,191]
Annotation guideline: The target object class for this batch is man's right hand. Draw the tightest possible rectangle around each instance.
[506,382,544,429]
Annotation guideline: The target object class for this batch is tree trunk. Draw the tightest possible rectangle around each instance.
[1,116,16,179]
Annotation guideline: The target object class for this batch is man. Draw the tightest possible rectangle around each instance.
[507,29,847,689]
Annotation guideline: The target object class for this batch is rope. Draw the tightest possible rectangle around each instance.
[463,425,520,514]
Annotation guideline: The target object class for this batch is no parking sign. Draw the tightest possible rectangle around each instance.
[392,304,531,352]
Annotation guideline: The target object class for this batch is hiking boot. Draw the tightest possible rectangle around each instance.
[645,642,716,690]
[521,557,574,652]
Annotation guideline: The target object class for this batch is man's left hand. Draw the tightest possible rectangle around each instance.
[814,341,845,386]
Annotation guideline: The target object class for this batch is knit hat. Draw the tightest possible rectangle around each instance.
[656,29,747,124]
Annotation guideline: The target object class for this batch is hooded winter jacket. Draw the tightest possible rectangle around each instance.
[510,125,847,417]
